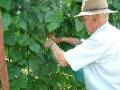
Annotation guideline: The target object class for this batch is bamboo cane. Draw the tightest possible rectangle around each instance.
[0,9,9,90]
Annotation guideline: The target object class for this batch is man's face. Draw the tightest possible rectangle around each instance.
[82,15,96,33]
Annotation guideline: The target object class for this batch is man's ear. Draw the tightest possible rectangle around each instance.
[93,15,99,21]
[93,15,100,29]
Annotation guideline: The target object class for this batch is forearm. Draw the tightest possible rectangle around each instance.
[60,37,82,46]
[50,43,69,67]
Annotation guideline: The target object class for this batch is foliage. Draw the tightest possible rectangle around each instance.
[0,0,120,90]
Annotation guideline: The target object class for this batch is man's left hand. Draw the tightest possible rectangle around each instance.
[44,39,55,48]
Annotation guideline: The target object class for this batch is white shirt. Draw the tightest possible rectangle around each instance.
[64,22,120,90]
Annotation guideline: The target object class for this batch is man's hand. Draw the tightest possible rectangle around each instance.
[44,38,55,48]
[44,36,69,67]
[48,34,62,44]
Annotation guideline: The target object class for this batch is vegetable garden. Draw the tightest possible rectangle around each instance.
[0,0,120,90]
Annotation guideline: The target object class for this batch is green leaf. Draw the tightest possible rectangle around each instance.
[10,79,19,87]
[4,30,16,46]
[47,20,60,33]
[113,0,120,9]
[18,18,27,30]
[32,6,40,14]
[74,0,83,2]
[19,74,28,88]
[18,35,31,46]
[55,8,64,22]
[28,13,39,30]
[29,43,40,54]
[0,0,12,10]
[10,74,27,89]
[2,13,13,29]
[37,14,44,23]
[117,23,120,29]
[29,57,40,75]
[75,18,83,32]
[18,58,27,66]
[62,0,73,3]
[45,11,55,23]
[10,85,20,90]
[8,65,21,80]
[108,0,112,4]
[9,49,24,62]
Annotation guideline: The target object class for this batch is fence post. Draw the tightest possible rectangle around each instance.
[0,9,9,90]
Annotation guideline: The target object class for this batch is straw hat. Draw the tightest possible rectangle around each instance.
[74,0,117,17]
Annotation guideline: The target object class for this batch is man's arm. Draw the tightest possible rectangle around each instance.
[44,39,69,67]
[48,35,83,46]
[51,42,69,67]
[60,37,82,46]
[44,36,84,67]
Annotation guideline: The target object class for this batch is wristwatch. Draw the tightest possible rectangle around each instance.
[77,38,85,45]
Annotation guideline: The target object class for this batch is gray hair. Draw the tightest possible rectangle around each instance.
[99,13,109,20]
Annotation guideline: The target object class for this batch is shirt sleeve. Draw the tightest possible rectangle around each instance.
[64,38,107,71]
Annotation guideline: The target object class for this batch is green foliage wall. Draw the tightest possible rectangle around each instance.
[0,0,120,90]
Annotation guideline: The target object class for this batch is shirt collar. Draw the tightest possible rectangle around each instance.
[94,21,110,34]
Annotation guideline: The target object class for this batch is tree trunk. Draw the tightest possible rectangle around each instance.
[0,9,9,90]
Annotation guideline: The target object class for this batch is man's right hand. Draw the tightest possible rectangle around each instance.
[47,34,82,46]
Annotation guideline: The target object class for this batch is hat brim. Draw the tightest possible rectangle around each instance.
[74,9,117,17]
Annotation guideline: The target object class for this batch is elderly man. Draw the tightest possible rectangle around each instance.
[44,0,120,90]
